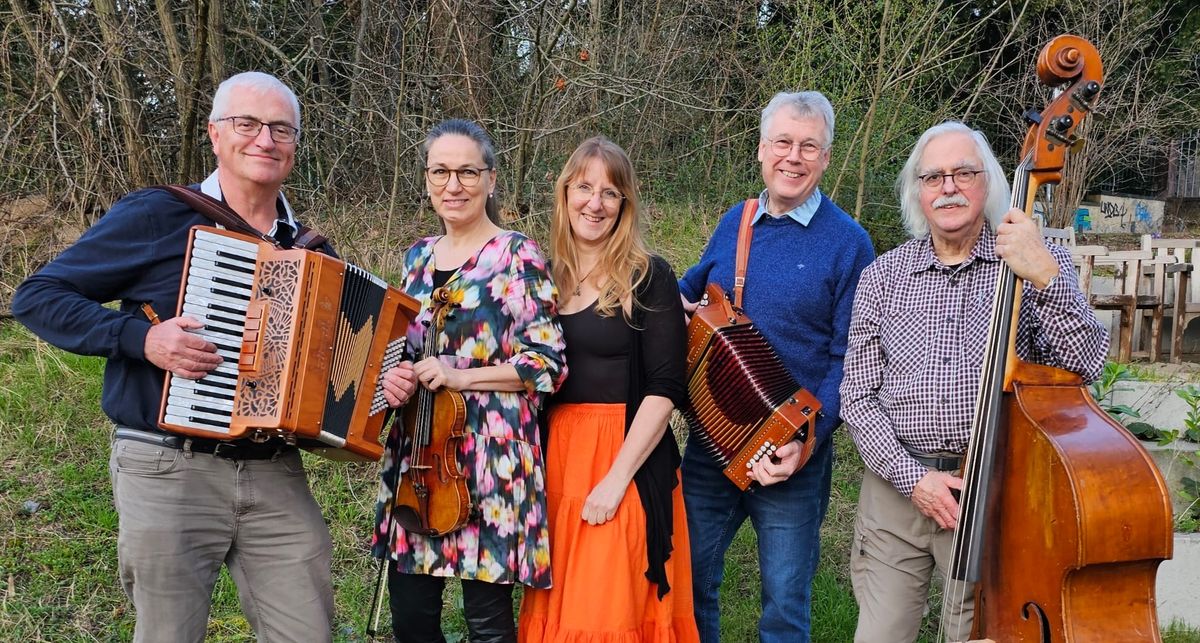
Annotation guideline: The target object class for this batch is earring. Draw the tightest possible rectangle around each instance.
[489,193,494,198]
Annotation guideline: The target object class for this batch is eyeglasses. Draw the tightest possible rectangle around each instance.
[766,137,825,160]
[917,169,985,190]
[426,167,491,187]
[571,183,625,208]
[216,116,300,144]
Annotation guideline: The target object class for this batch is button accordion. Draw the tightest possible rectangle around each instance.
[157,226,420,461]
[682,282,821,489]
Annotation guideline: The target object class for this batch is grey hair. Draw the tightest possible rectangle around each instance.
[422,119,500,224]
[208,72,301,129]
[897,121,1011,239]
[759,91,835,147]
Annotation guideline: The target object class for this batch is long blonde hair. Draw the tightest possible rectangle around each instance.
[550,136,651,319]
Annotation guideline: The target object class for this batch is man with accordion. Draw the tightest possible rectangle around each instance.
[12,72,337,642]
[677,90,876,643]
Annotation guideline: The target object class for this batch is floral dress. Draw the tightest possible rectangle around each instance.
[373,231,566,588]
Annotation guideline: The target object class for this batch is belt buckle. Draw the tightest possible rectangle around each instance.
[212,442,240,459]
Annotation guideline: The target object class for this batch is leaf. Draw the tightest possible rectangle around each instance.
[1107,404,1140,417]
[1125,421,1159,440]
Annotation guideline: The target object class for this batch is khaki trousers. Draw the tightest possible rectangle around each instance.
[109,437,334,643]
[851,470,973,643]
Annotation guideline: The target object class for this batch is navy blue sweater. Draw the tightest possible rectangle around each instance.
[679,195,875,445]
[12,187,332,432]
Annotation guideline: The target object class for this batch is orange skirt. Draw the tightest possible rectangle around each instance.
[518,403,699,643]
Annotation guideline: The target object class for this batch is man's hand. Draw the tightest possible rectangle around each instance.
[380,361,418,407]
[748,440,805,486]
[994,208,1060,289]
[681,294,698,324]
[144,316,222,379]
[911,470,963,530]
[581,473,629,526]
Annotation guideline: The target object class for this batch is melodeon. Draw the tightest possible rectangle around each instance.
[158,226,420,461]
[682,283,821,490]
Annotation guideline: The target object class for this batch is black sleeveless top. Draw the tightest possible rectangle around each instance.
[553,300,631,404]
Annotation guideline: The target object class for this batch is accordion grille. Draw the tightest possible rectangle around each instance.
[684,323,800,467]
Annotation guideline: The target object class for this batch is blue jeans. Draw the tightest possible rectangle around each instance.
[682,437,833,643]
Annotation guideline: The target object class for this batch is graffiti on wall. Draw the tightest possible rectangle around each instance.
[1075,195,1163,234]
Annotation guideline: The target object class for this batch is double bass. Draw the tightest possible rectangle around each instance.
[946,35,1174,642]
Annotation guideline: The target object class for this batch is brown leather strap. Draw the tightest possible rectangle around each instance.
[292,227,328,251]
[154,185,275,244]
[733,198,757,310]
[154,185,328,251]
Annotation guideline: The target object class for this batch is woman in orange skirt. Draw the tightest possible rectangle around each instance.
[519,136,699,642]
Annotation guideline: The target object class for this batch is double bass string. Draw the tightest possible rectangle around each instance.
[938,155,1034,641]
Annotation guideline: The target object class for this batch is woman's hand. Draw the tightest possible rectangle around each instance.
[581,473,629,526]
[413,357,466,391]
[380,361,418,407]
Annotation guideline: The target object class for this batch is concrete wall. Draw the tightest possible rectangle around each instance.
[1075,193,1165,234]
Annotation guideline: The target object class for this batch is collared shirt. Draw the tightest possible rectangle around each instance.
[751,187,823,226]
[839,226,1108,497]
[200,170,298,242]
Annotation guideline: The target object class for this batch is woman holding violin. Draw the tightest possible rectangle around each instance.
[518,137,699,642]
[374,119,566,643]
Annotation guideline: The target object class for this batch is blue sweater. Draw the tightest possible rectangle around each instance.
[12,187,332,432]
[679,195,875,445]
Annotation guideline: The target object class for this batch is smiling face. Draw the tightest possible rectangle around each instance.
[208,85,297,191]
[565,157,624,252]
[917,131,988,244]
[425,133,494,226]
[757,109,830,212]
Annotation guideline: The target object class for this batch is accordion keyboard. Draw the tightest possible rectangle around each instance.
[162,229,259,434]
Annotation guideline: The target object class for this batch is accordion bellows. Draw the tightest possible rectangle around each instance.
[682,283,821,489]
[158,227,419,461]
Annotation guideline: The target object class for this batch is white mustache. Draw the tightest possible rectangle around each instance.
[932,195,970,209]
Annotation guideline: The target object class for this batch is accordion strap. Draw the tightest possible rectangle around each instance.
[154,184,328,251]
[732,198,757,310]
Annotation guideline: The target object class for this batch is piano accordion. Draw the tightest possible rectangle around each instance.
[682,283,821,490]
[157,226,420,461]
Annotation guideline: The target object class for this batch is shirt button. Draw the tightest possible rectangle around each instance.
[940,396,949,404]
[942,357,951,364]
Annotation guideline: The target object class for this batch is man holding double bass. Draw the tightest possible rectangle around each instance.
[839,120,1109,642]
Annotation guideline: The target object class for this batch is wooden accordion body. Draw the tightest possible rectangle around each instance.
[683,283,821,490]
[158,226,420,461]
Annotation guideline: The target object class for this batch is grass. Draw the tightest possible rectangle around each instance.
[4,199,1200,641]
[5,320,1199,642]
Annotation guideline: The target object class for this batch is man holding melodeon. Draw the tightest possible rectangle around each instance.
[677,90,875,643]
[13,72,339,642]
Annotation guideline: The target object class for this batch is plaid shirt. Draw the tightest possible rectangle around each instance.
[840,226,1108,497]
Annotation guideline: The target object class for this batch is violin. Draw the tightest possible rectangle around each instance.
[946,35,1173,642]
[392,286,472,536]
